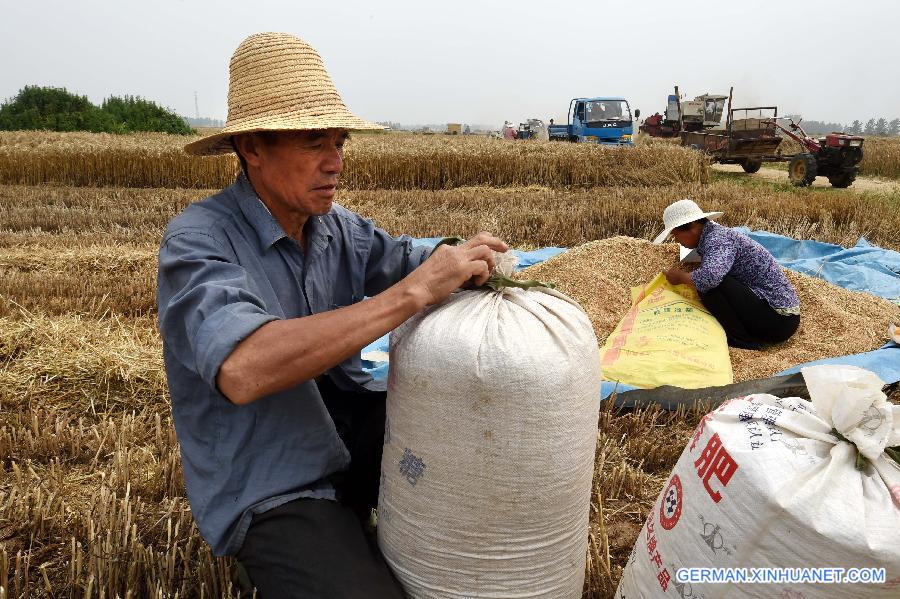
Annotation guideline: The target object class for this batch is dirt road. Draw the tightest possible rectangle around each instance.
[712,163,900,195]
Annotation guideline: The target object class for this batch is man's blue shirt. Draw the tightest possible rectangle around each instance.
[156,173,430,555]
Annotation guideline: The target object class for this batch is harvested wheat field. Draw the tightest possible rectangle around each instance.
[0,244,157,317]
[1,128,898,598]
[521,236,900,382]
[6,177,898,251]
[0,309,700,598]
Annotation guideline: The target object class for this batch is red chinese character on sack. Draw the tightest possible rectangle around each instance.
[646,512,655,539]
[650,550,663,568]
[693,432,738,503]
[647,535,657,555]
[657,568,671,591]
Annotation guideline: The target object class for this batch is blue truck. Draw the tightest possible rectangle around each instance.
[548,97,639,145]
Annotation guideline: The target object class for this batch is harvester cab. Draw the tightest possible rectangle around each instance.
[775,118,865,188]
[678,94,726,132]
[640,86,727,137]
[700,95,728,128]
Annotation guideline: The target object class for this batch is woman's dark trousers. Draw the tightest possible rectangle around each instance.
[698,275,800,350]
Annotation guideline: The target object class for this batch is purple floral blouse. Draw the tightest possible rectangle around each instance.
[691,222,800,310]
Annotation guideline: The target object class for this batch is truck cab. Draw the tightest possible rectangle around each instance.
[548,97,636,145]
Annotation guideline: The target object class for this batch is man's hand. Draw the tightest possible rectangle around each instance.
[663,267,692,286]
[402,232,509,307]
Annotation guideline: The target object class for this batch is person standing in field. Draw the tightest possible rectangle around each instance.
[654,199,800,350]
[503,121,517,139]
[156,32,507,598]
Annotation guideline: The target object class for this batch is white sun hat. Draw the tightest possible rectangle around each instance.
[652,198,724,244]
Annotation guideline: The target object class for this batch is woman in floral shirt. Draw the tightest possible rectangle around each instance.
[654,199,800,350]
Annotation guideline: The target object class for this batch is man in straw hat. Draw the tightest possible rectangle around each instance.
[653,198,800,350]
[158,32,508,597]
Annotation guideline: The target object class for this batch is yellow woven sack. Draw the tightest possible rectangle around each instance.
[600,273,733,389]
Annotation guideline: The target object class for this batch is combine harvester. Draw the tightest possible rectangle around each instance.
[639,85,728,138]
[516,118,549,141]
[549,97,638,145]
[682,88,865,188]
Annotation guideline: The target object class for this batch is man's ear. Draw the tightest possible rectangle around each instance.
[233,133,263,168]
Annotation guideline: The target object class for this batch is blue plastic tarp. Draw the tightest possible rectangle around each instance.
[361,335,390,382]
[601,381,638,399]
[740,229,900,303]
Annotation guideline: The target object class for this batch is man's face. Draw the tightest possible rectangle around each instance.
[246,129,349,220]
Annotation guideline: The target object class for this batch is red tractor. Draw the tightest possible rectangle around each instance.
[775,119,865,188]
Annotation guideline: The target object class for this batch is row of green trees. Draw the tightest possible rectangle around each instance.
[800,117,900,136]
[0,86,194,134]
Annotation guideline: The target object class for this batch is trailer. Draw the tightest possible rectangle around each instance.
[681,105,782,174]
[681,88,864,187]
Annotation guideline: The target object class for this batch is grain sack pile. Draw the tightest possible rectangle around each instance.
[378,254,601,598]
[520,237,900,383]
[616,364,900,598]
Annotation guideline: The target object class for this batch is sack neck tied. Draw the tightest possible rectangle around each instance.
[802,365,899,471]
[435,237,555,292]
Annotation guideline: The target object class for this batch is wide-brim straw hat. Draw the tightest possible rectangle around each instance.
[184,32,384,156]
[652,198,723,244]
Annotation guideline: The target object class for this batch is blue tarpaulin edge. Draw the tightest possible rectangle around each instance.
[738,228,900,303]
[776,342,900,383]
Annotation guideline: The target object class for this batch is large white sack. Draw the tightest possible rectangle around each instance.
[617,364,900,598]
[378,278,601,598]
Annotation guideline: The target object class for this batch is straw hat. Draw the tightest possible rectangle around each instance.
[184,32,383,156]
[652,199,723,244]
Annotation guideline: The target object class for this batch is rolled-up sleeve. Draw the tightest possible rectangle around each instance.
[157,230,279,390]
[363,228,431,296]
[691,236,737,293]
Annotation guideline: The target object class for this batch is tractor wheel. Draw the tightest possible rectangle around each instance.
[741,158,762,173]
[788,153,817,186]
[828,171,856,188]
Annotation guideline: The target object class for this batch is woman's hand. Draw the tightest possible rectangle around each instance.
[663,267,692,286]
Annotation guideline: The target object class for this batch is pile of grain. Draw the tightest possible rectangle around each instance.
[520,237,899,383]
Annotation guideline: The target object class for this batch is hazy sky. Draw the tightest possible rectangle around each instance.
[3,0,898,127]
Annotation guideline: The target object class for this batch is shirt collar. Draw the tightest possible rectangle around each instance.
[233,173,333,252]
